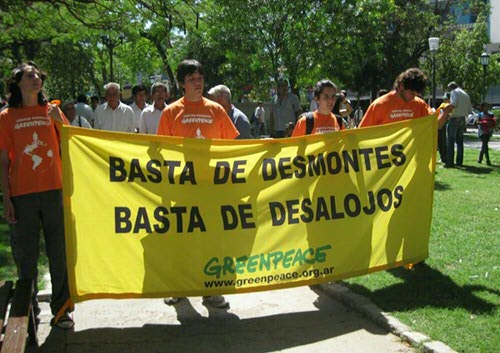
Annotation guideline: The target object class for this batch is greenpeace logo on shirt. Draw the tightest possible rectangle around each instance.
[14,116,51,130]
[389,110,414,119]
[314,127,339,134]
[181,114,214,125]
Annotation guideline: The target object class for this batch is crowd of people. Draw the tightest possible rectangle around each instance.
[0,60,496,330]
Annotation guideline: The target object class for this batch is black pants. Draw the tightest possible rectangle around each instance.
[478,134,491,163]
[10,189,71,316]
[437,124,447,163]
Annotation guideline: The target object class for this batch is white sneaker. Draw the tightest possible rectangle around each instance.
[202,295,229,309]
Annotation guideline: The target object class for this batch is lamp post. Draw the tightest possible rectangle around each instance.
[480,51,490,102]
[100,33,125,82]
[428,37,439,108]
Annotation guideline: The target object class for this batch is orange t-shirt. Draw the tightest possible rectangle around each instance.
[157,97,239,139]
[292,111,340,137]
[0,104,65,196]
[359,91,433,128]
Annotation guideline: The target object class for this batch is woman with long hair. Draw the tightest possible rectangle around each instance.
[0,61,74,328]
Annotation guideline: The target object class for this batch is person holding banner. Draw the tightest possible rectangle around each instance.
[292,79,341,136]
[359,68,432,127]
[157,59,238,308]
[359,68,449,129]
[157,60,239,140]
[0,62,74,328]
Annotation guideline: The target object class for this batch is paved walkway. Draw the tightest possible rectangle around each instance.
[31,285,416,353]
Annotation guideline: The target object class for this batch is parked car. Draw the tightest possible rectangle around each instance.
[466,110,479,127]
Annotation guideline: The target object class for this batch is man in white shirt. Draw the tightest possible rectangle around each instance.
[445,81,473,168]
[270,80,302,138]
[94,82,136,133]
[139,82,168,134]
[61,101,92,128]
[130,84,149,132]
[74,94,95,127]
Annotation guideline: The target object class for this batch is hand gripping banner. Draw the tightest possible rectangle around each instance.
[62,115,437,302]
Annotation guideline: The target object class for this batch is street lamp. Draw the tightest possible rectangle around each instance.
[100,33,125,82]
[480,51,490,102]
[428,37,439,108]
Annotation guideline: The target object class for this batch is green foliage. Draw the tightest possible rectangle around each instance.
[0,0,498,104]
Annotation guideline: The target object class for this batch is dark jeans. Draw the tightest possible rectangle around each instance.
[446,117,466,166]
[438,123,447,163]
[478,134,492,163]
[10,189,70,316]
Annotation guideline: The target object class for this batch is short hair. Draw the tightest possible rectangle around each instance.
[447,81,458,90]
[208,84,232,103]
[378,89,389,97]
[7,61,47,108]
[104,82,120,92]
[61,100,76,113]
[277,79,288,88]
[443,91,451,100]
[132,84,147,96]
[76,94,87,103]
[151,82,169,95]
[314,79,338,99]
[393,68,427,94]
[177,59,204,84]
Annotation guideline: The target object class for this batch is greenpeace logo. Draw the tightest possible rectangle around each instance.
[182,114,213,125]
[389,110,414,119]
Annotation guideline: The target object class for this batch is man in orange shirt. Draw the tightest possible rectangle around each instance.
[157,60,239,139]
[359,68,448,128]
[157,59,238,309]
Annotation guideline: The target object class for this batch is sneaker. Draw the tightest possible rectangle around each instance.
[51,312,74,329]
[164,297,183,305]
[486,161,492,166]
[202,295,229,309]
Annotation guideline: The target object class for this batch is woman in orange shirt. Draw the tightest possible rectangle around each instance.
[0,62,74,328]
[292,79,341,136]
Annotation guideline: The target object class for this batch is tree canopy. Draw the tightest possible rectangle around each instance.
[0,0,497,106]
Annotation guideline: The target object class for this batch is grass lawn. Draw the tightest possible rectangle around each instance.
[344,144,499,353]
[0,134,498,352]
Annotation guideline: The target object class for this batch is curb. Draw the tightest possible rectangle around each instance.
[318,282,458,353]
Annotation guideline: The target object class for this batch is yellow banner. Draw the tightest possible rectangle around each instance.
[62,115,437,302]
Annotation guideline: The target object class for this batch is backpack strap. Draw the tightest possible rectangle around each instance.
[305,112,314,135]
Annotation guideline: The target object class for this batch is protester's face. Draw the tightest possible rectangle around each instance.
[63,104,76,122]
[317,86,337,113]
[134,90,147,107]
[18,65,42,96]
[398,84,418,102]
[181,72,204,101]
[152,86,168,105]
[277,83,288,96]
[105,86,120,107]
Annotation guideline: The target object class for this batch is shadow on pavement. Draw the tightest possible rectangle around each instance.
[29,292,387,353]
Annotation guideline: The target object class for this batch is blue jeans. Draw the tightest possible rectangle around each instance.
[446,117,466,166]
